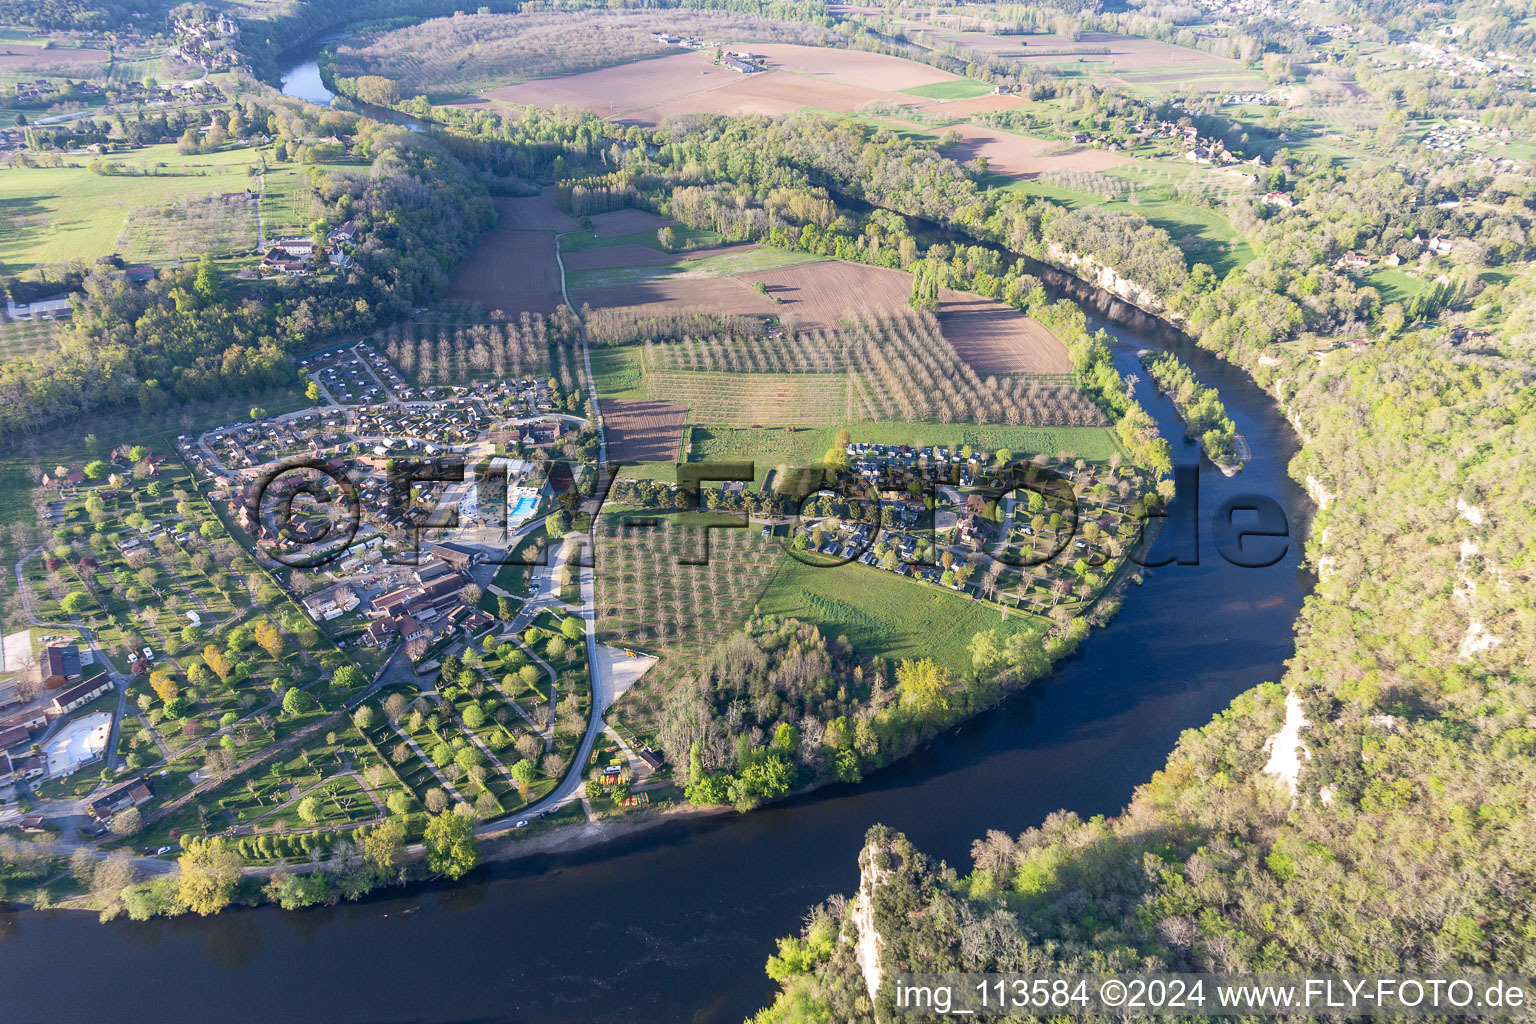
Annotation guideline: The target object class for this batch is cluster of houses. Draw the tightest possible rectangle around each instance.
[0,641,115,802]
[258,223,357,277]
[1396,39,1532,84]
[352,545,491,648]
[172,11,241,71]
[1418,118,1504,156]
[844,440,1002,489]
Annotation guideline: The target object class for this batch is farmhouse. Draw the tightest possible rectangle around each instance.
[50,676,113,715]
[4,294,72,321]
[87,776,155,819]
[723,56,763,73]
[39,644,83,689]
[0,673,18,710]
[1334,251,1371,271]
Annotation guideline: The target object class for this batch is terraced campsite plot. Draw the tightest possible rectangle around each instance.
[592,515,783,651]
[645,371,849,427]
[600,398,687,461]
[446,228,563,315]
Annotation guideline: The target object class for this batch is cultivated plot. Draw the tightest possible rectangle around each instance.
[446,228,564,315]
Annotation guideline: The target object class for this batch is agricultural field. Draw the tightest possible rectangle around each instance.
[645,371,849,428]
[899,79,994,101]
[118,193,259,261]
[336,10,840,99]
[999,161,1256,274]
[472,41,976,125]
[592,514,783,652]
[599,398,688,461]
[445,228,564,315]
[0,318,60,363]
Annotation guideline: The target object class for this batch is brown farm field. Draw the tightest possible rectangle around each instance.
[580,258,1068,373]
[575,276,781,318]
[479,44,959,125]
[941,123,1130,177]
[588,208,674,237]
[446,228,563,314]
[562,244,678,271]
[493,194,579,231]
[599,399,687,461]
[0,46,111,72]
[737,262,1070,371]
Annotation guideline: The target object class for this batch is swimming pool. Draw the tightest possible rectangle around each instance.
[509,496,539,523]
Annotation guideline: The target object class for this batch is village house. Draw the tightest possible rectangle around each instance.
[87,776,155,820]
[1262,191,1294,208]
[39,644,83,689]
[50,676,113,715]
[1334,251,1371,271]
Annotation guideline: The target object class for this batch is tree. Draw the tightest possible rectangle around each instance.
[362,816,407,873]
[897,658,953,723]
[384,693,408,720]
[61,591,90,615]
[110,806,143,836]
[560,615,584,641]
[305,381,322,405]
[149,670,178,702]
[282,688,315,716]
[386,791,412,815]
[425,787,448,814]
[253,620,284,660]
[510,758,537,798]
[296,795,322,823]
[423,811,479,880]
[177,837,243,916]
[84,460,108,480]
[331,664,362,691]
[352,705,376,730]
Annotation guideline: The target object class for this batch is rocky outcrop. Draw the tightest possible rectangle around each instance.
[848,839,898,1012]
[1047,242,1168,316]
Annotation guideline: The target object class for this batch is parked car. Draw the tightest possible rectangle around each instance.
[515,819,528,829]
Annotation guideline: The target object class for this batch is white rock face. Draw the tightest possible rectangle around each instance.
[1456,497,1484,526]
[1262,691,1310,797]
[851,842,895,1010]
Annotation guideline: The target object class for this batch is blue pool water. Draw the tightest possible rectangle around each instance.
[509,496,539,521]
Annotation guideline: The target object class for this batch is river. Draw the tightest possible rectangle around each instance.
[1,38,1310,1023]
[0,311,1307,1023]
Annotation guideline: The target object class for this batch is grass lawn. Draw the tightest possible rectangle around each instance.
[757,558,1044,673]
[1368,266,1422,304]
[1000,170,1254,275]
[899,79,994,100]
[0,143,269,268]
[589,345,647,401]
